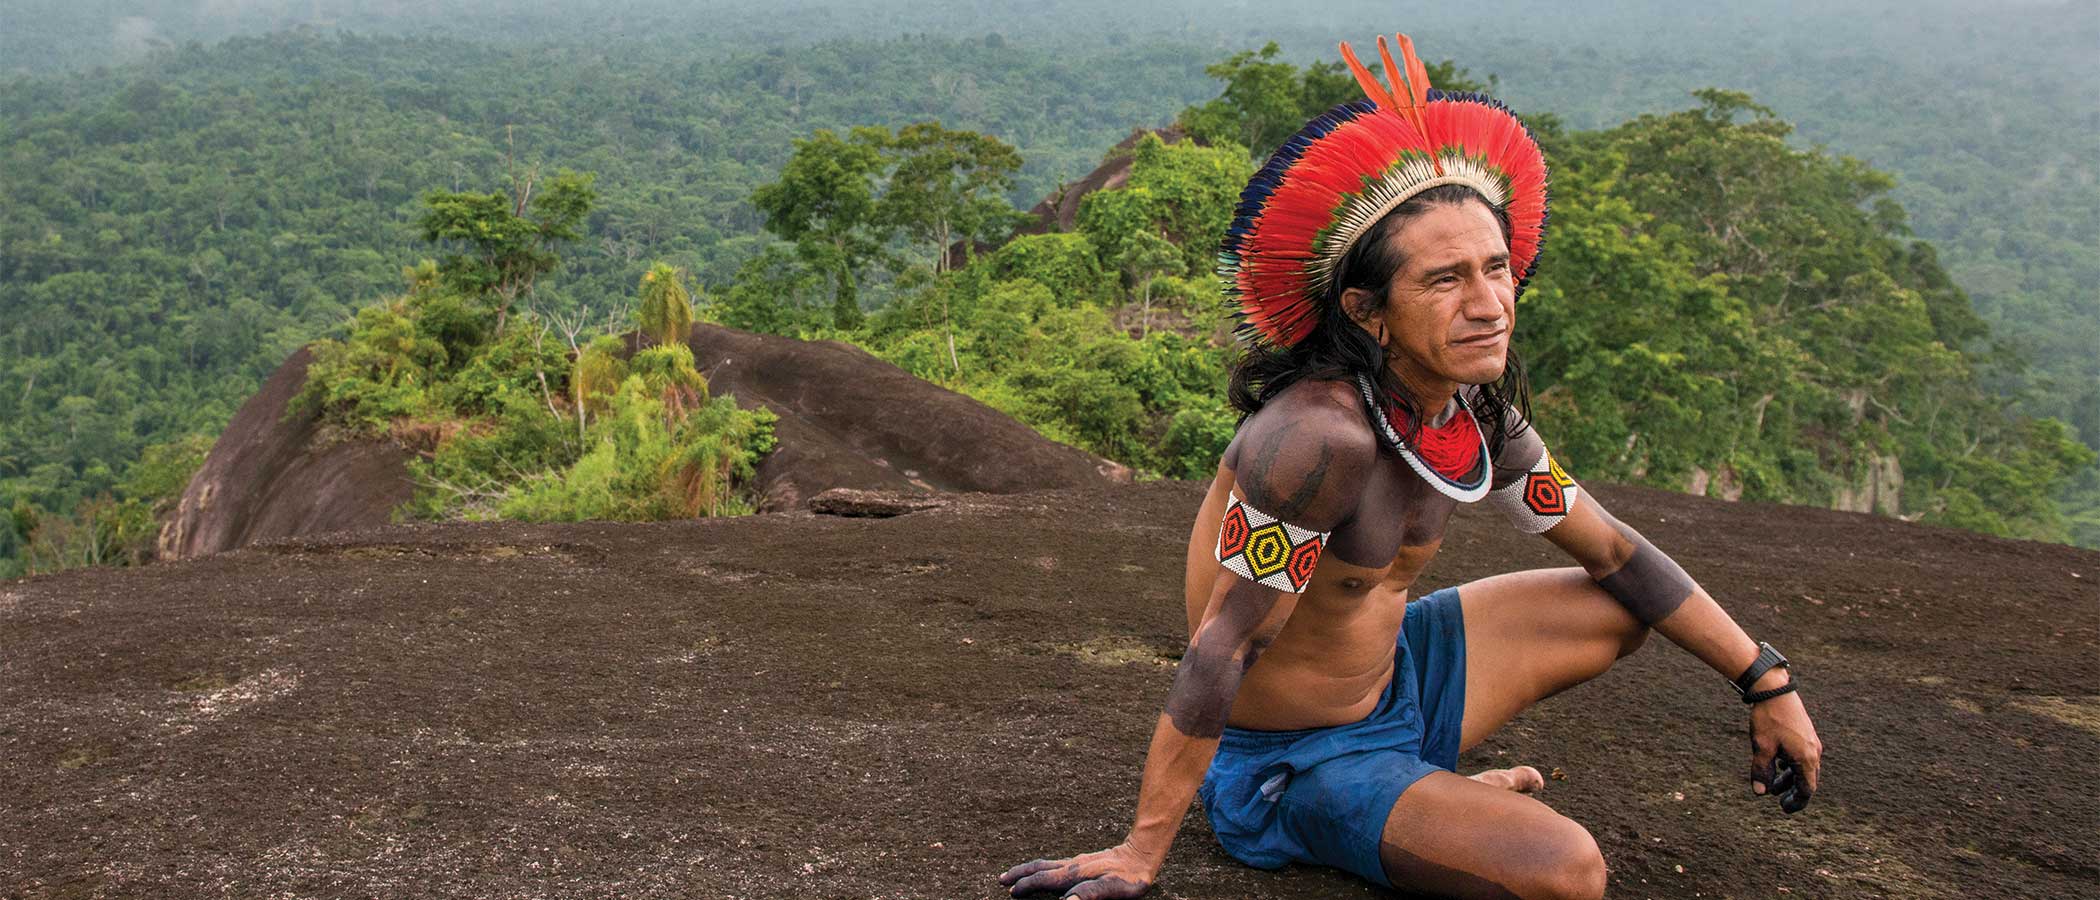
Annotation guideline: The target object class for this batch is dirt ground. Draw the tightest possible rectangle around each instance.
[4,481,2097,898]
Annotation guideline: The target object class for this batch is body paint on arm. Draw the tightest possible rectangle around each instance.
[1595,520,1695,625]
[1163,577,1285,737]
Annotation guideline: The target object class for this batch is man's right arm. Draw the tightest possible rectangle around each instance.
[1002,389,1376,898]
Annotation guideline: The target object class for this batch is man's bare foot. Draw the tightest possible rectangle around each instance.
[1469,765,1545,793]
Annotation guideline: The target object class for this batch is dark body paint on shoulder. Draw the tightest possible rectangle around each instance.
[1223,381,1459,568]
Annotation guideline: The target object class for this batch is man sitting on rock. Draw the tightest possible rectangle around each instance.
[1002,34,1823,900]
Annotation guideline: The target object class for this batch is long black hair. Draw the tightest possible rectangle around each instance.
[1226,182,1533,453]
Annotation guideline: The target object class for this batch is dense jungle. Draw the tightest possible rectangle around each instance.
[4,0,2097,577]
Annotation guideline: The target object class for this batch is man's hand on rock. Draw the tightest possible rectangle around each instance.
[1000,843,1157,898]
[1748,673,1822,814]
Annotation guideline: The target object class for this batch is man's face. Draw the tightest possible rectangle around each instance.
[1363,200,1516,390]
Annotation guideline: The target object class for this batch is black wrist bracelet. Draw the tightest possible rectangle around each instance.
[1742,681,1798,705]
[1732,641,1790,695]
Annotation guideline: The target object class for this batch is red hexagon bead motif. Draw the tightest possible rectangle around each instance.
[1524,472,1567,516]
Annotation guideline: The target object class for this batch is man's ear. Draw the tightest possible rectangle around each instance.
[1340,287,1385,346]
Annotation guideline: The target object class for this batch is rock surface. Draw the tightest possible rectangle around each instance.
[12,481,2099,897]
[678,324,1127,512]
[155,346,416,562]
[806,488,950,518]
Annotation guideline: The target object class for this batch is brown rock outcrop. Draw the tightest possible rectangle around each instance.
[16,481,2100,897]
[677,323,1126,512]
[159,325,1126,560]
[156,346,416,561]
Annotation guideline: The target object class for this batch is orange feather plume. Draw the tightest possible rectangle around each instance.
[1341,33,1440,172]
[1338,40,1393,109]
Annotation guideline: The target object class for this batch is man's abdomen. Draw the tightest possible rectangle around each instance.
[1225,588,1410,730]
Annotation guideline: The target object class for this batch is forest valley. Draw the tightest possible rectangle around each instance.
[3,35,2093,578]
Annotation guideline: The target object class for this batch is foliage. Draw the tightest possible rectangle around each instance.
[6,18,2096,573]
[296,184,774,526]
[1524,90,2094,539]
[1,432,210,577]
[1177,41,1487,160]
[571,335,630,421]
[418,169,596,332]
[983,233,1110,307]
[751,127,890,329]
[0,30,1219,575]
[1078,134,1254,277]
[298,292,454,432]
[636,262,696,347]
[878,121,1030,273]
[751,120,1032,337]
[850,48,2092,543]
[713,245,835,336]
[497,379,776,522]
[852,132,1243,478]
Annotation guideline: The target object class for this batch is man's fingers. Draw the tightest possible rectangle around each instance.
[1780,783,1813,814]
[1063,876,1150,900]
[1792,742,1822,810]
[1000,860,1056,886]
[1767,761,1798,796]
[1766,746,1815,813]
[1749,736,1778,794]
[1011,865,1083,897]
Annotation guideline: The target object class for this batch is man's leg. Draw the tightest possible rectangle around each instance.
[1364,568,1643,898]
[1378,771,1607,900]
[1455,567,1649,751]
[1340,570,1635,898]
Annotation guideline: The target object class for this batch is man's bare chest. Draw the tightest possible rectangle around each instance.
[1324,453,1459,575]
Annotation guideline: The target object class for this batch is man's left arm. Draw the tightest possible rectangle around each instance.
[1544,494,1823,811]
[1478,413,1821,811]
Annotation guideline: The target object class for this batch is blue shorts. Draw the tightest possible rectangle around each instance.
[1197,586,1469,888]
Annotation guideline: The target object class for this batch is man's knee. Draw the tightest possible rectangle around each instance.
[1515,819,1606,900]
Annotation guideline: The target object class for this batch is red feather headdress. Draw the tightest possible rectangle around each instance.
[1220,33,1549,349]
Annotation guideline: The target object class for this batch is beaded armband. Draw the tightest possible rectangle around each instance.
[1214,491,1330,593]
[1491,447,1580,534]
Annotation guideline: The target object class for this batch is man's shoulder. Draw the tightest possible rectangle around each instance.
[1243,379,1379,456]
[1230,379,1379,525]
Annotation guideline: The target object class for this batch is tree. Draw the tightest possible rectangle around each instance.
[1080,187,1184,335]
[418,169,597,334]
[716,245,831,336]
[636,261,695,347]
[1077,134,1250,282]
[874,122,1028,372]
[571,334,629,437]
[750,127,892,330]
[630,262,708,418]
[1175,43,1301,155]
[1116,229,1182,337]
[878,122,1027,275]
